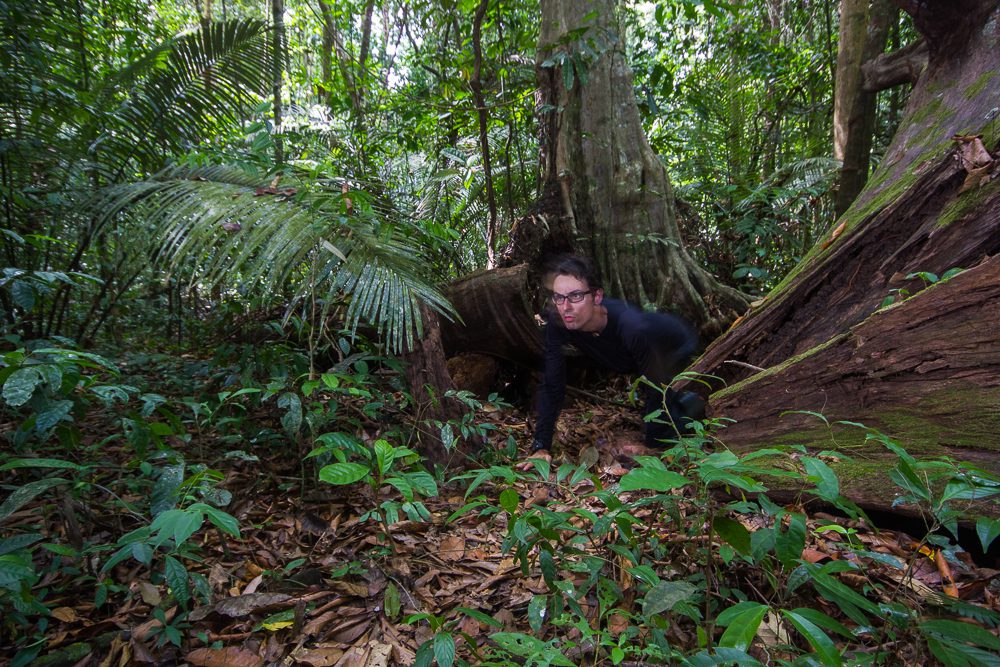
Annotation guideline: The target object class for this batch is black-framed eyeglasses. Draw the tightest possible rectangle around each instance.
[551,290,592,305]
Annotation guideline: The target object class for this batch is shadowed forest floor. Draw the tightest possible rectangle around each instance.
[3,355,1000,666]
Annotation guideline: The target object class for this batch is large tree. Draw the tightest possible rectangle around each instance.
[442,0,749,366]
[690,0,1000,479]
[832,0,895,217]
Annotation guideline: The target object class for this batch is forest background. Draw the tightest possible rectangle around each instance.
[2,0,1000,665]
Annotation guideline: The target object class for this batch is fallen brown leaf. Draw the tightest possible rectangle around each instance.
[290,644,346,666]
[185,646,264,667]
[51,606,81,623]
[190,593,292,622]
[439,534,466,562]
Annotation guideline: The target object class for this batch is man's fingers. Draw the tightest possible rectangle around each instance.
[516,451,551,471]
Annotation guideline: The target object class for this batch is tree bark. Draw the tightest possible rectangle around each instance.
[833,0,895,217]
[470,0,499,268]
[690,0,1000,464]
[271,0,285,166]
[711,255,1000,464]
[861,38,927,92]
[439,264,542,366]
[513,0,747,341]
[403,304,473,466]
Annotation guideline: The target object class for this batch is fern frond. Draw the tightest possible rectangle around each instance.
[89,164,454,353]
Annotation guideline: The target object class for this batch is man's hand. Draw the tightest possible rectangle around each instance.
[516,448,552,472]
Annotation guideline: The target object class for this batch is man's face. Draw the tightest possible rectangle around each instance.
[552,274,603,331]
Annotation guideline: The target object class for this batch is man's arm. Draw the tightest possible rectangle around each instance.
[532,323,567,451]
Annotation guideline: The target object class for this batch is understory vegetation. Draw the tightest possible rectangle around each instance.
[1,329,999,665]
[3,0,999,665]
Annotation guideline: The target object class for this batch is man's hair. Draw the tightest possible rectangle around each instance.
[545,254,603,290]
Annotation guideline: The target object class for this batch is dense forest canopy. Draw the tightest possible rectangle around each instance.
[3,0,904,347]
[2,0,999,665]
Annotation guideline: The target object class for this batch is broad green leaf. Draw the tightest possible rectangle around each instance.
[685,648,764,666]
[490,632,546,657]
[374,439,395,476]
[718,602,768,651]
[713,516,751,556]
[0,458,85,472]
[455,606,503,629]
[164,555,190,606]
[528,594,547,632]
[188,503,240,537]
[278,392,302,436]
[387,475,414,501]
[3,367,41,407]
[539,549,556,587]
[642,580,697,617]
[920,619,1000,651]
[0,533,43,556]
[404,471,438,498]
[889,458,931,502]
[698,468,767,492]
[413,641,433,667]
[775,512,807,570]
[811,568,880,625]
[151,461,185,516]
[782,609,842,667]
[802,456,839,500]
[10,280,35,311]
[716,600,768,626]
[34,399,73,433]
[619,467,688,492]
[627,564,661,587]
[977,517,1000,552]
[926,637,974,667]
[0,553,37,589]
[150,508,204,549]
[318,462,370,485]
[433,631,455,667]
[787,607,854,639]
[384,582,401,619]
[499,488,520,515]
[0,478,69,524]
[130,541,153,566]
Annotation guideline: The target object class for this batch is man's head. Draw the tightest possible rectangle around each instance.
[545,255,605,332]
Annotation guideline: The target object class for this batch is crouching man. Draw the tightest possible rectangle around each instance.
[524,255,705,465]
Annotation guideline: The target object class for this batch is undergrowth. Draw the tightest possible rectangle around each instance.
[1,333,998,666]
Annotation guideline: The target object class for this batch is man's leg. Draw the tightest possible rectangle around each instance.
[641,386,706,447]
[636,312,703,446]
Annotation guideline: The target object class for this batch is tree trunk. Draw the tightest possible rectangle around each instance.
[511,0,747,341]
[440,264,541,366]
[690,0,1000,466]
[862,38,927,92]
[833,0,895,217]
[271,0,285,166]
[403,304,474,467]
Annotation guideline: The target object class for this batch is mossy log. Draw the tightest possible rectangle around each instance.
[439,264,541,367]
[710,254,1000,462]
[687,1,1000,512]
[692,0,1000,397]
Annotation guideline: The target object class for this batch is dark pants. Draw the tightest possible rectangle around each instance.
[632,311,702,447]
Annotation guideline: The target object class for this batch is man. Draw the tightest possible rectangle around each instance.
[525,255,704,464]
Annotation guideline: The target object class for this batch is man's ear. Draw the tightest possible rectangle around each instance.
[593,288,604,305]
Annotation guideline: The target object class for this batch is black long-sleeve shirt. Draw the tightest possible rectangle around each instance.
[533,298,697,449]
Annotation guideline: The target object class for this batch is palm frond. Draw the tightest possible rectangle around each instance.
[95,19,272,179]
[89,164,455,353]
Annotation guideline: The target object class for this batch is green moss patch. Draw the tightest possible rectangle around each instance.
[964,70,997,100]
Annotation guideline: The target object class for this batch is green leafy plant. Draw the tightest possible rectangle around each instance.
[314,435,438,551]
